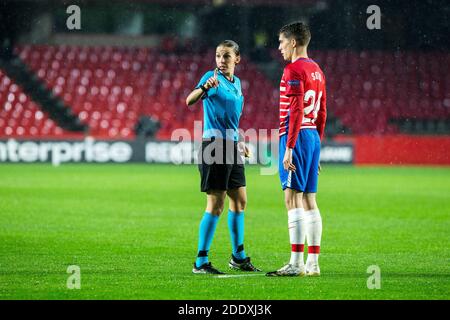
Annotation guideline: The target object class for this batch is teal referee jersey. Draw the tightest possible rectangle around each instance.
[195,70,244,141]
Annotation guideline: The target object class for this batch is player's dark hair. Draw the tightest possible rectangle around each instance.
[279,22,311,47]
[217,40,240,56]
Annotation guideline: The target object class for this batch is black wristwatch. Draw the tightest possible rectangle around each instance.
[200,84,209,93]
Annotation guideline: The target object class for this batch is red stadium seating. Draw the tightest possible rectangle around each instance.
[273,49,450,134]
[4,45,277,140]
[1,46,448,139]
[0,69,83,139]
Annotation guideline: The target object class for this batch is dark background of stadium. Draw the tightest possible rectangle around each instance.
[1,0,449,51]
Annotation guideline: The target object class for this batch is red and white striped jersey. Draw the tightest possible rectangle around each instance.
[279,57,327,144]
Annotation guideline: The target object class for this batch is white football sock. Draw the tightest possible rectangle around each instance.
[305,209,322,265]
[288,208,305,266]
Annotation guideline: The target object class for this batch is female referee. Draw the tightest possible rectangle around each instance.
[186,40,260,274]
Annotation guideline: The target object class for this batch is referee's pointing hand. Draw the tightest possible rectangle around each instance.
[204,68,220,89]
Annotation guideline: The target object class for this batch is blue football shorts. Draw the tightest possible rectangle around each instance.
[279,129,321,193]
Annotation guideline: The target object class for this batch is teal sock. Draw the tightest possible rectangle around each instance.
[228,209,246,260]
[195,212,219,268]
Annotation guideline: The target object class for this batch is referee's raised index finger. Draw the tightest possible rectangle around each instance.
[214,68,218,79]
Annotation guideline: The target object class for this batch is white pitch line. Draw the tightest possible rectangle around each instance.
[215,274,266,279]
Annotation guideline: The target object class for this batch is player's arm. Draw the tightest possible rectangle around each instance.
[316,79,327,141]
[316,78,327,175]
[286,68,305,149]
[186,69,219,106]
[283,68,304,171]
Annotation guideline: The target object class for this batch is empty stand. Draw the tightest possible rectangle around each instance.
[0,69,82,139]
[1,46,448,139]
[273,49,450,135]
[8,45,277,140]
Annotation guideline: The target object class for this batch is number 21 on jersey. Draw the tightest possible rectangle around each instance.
[303,89,322,120]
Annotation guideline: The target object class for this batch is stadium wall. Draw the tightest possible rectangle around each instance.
[2,135,448,166]
[334,135,450,165]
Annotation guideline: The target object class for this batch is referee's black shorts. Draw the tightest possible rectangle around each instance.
[198,138,246,192]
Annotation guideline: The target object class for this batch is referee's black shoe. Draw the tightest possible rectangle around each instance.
[192,262,224,275]
[229,255,261,272]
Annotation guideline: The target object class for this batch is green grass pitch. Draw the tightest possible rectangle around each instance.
[0,164,449,299]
